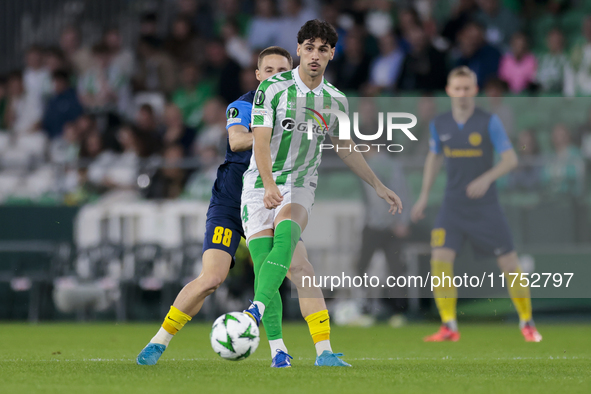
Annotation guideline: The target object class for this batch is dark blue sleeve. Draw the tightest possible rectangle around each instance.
[488,114,512,153]
[429,121,442,154]
[225,100,252,131]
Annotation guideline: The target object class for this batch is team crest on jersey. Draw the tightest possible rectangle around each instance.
[227,107,239,119]
[469,132,482,146]
[255,90,265,105]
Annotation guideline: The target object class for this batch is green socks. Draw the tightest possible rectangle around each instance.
[248,236,283,340]
[252,220,301,307]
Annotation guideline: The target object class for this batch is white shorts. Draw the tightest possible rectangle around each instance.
[240,185,315,242]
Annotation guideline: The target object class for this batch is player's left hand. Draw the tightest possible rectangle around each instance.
[466,175,492,199]
[376,185,403,215]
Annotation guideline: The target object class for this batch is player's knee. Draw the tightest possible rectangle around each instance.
[196,274,225,295]
[290,259,315,287]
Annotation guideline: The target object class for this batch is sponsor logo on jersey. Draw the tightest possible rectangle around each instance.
[281,118,295,131]
[469,132,482,146]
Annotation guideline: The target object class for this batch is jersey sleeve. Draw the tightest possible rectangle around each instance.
[488,114,512,153]
[251,82,275,128]
[225,100,253,131]
[429,121,442,154]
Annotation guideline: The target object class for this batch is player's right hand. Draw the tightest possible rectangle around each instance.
[263,183,283,210]
[411,196,428,223]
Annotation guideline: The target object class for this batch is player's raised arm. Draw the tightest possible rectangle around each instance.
[465,114,518,199]
[411,123,445,222]
[226,100,255,152]
[228,124,253,152]
[329,134,402,215]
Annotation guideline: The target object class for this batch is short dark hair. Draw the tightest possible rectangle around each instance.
[257,46,293,69]
[297,19,338,48]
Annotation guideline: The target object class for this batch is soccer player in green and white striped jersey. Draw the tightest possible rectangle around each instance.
[242,20,403,366]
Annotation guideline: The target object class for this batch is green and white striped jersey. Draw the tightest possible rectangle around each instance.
[244,66,348,190]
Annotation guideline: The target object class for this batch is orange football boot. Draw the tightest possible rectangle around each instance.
[424,325,460,342]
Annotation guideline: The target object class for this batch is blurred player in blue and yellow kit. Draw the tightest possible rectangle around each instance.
[411,66,542,342]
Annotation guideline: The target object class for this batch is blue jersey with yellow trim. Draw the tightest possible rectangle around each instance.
[209,90,255,209]
[429,107,512,205]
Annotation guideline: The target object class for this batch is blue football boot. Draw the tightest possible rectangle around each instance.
[314,351,351,367]
[271,350,293,368]
[136,343,166,365]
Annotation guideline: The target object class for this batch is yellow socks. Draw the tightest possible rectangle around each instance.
[431,260,457,326]
[504,267,533,322]
[162,306,192,335]
[305,309,332,356]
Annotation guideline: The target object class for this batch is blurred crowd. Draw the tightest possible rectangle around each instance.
[0,0,591,203]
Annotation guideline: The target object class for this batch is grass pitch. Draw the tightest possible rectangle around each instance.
[1,322,590,393]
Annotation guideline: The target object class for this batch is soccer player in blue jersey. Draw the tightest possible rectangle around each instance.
[411,66,542,342]
[137,46,347,367]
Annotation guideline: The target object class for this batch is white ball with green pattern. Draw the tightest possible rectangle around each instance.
[210,312,260,360]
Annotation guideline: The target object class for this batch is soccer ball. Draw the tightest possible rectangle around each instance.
[210,312,260,360]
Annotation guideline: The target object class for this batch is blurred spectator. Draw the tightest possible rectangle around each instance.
[240,67,259,93]
[475,0,522,50]
[413,95,437,155]
[484,78,514,137]
[145,144,188,199]
[176,0,215,39]
[59,26,93,74]
[505,129,542,191]
[565,16,591,97]
[140,12,160,39]
[277,0,318,57]
[366,0,395,39]
[42,70,84,139]
[194,97,228,155]
[135,103,161,135]
[44,47,68,74]
[49,121,80,164]
[184,145,223,200]
[133,36,177,95]
[454,22,501,88]
[0,76,7,129]
[214,0,250,37]
[542,124,585,196]
[103,28,135,79]
[6,71,43,135]
[23,45,52,104]
[78,43,132,115]
[163,103,196,155]
[78,130,105,190]
[248,0,281,50]
[164,16,206,66]
[498,32,537,93]
[222,19,253,69]
[441,0,479,46]
[86,124,140,190]
[367,31,405,94]
[204,39,242,104]
[536,28,570,94]
[577,106,591,159]
[330,32,372,91]
[397,26,447,92]
[321,2,347,58]
[172,64,214,128]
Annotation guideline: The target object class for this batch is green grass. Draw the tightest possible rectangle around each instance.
[1,323,590,393]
